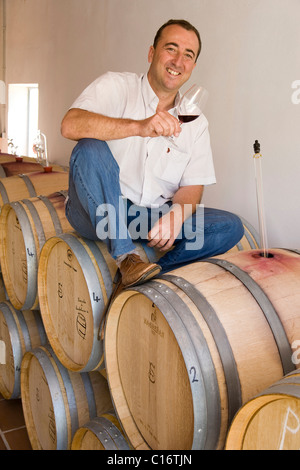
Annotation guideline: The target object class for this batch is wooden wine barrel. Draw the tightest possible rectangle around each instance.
[0,153,36,163]
[225,369,300,450]
[0,170,69,208]
[21,345,113,450]
[0,160,41,177]
[71,411,132,450]
[37,233,155,372]
[0,160,66,177]
[0,301,47,399]
[104,248,300,450]
[0,191,73,310]
[36,219,259,373]
[0,273,7,301]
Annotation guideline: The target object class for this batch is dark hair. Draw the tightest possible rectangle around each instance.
[153,19,202,62]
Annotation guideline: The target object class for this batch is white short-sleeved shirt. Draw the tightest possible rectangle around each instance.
[71,71,216,208]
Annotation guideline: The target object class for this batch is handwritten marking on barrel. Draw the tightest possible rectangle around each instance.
[26,248,34,257]
[189,366,199,383]
[76,312,86,340]
[48,406,56,444]
[76,297,87,339]
[278,407,300,450]
[14,217,21,231]
[92,292,100,302]
[148,362,156,384]
[67,249,72,262]
[57,282,63,299]
[22,260,27,283]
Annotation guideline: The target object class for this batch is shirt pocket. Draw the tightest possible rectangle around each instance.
[153,147,190,197]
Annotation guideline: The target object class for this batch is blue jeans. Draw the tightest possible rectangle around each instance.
[66,139,244,273]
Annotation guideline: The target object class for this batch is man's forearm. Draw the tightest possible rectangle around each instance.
[171,185,204,223]
[61,108,181,141]
[61,108,141,141]
[147,185,204,251]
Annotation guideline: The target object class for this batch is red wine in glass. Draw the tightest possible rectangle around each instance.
[164,85,208,148]
[178,115,200,124]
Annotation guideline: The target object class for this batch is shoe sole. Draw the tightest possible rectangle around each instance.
[124,266,162,287]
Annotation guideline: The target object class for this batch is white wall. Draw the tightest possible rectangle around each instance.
[4,0,300,249]
[0,0,6,138]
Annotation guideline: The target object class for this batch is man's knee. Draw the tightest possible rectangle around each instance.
[218,212,244,251]
[203,208,244,253]
[70,138,119,175]
[228,212,244,242]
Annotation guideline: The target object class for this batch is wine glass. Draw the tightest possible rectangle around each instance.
[33,130,49,167]
[177,84,208,123]
[165,84,209,148]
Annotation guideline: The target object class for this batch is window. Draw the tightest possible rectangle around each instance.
[8,83,39,157]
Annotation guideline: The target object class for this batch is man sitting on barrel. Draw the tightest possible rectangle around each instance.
[61,19,244,289]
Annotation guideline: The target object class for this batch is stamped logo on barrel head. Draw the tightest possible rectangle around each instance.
[144,303,164,338]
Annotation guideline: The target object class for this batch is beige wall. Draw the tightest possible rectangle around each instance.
[0,0,4,82]
[0,0,5,138]
[4,0,300,249]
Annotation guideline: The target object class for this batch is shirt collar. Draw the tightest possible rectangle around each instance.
[141,74,159,112]
[141,73,181,114]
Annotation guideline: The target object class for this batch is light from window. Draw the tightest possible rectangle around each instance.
[8,84,39,158]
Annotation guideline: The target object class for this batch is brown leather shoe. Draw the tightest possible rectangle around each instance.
[119,253,161,287]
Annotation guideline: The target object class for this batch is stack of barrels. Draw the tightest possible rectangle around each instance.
[0,152,131,450]
[1,150,300,450]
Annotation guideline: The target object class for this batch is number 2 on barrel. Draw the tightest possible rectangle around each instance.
[189,366,199,383]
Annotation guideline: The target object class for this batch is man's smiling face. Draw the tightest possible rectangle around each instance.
[147,24,199,98]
